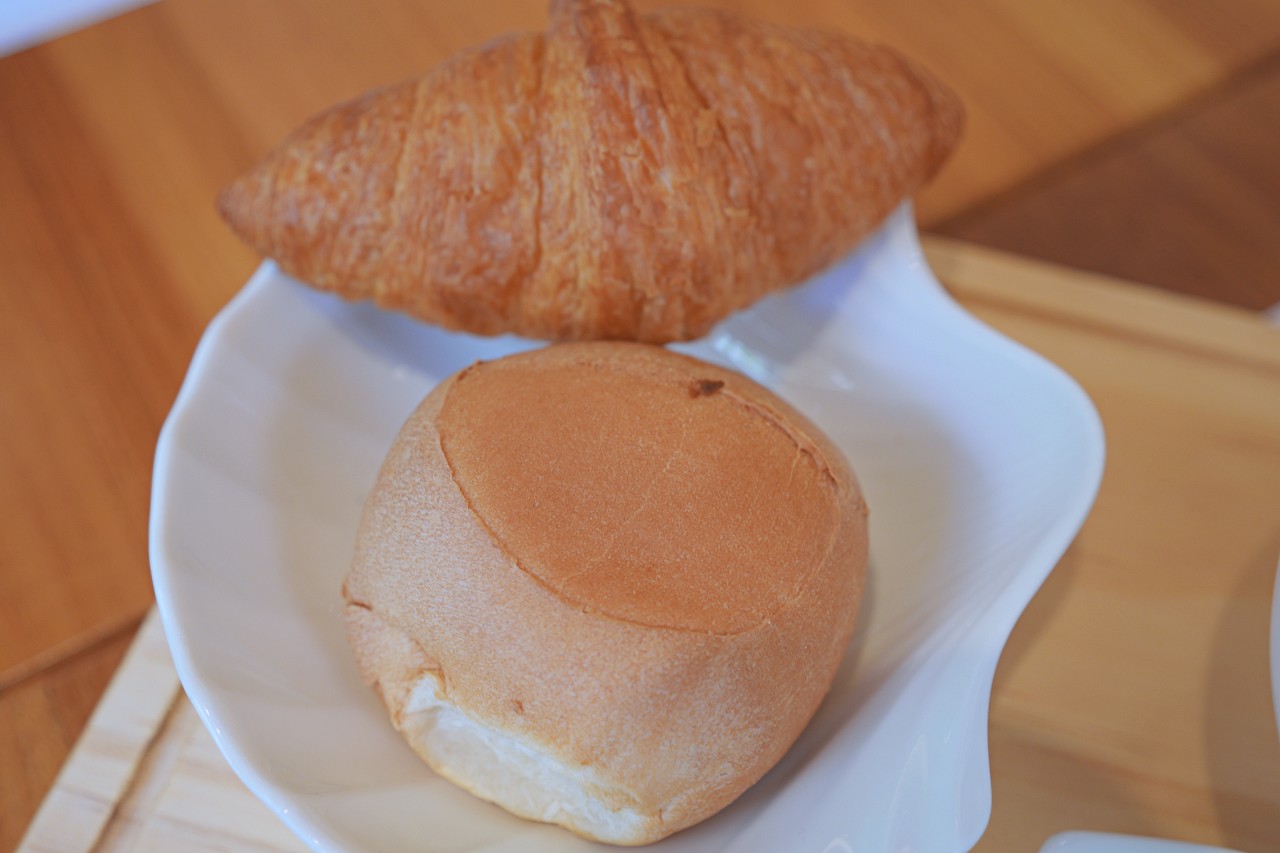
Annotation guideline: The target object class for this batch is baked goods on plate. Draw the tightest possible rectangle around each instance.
[150,208,1104,851]
[213,0,963,835]
[345,342,868,844]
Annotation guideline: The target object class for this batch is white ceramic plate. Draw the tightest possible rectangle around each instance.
[151,205,1104,853]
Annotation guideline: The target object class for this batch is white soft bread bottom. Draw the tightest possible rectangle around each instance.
[347,602,660,845]
[402,672,649,841]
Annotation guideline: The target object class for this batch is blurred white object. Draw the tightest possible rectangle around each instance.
[0,0,156,58]
[1042,831,1243,853]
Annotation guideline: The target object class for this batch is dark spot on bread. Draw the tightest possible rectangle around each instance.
[513,698,525,714]
[689,379,724,398]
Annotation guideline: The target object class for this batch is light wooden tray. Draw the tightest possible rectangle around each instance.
[18,610,308,853]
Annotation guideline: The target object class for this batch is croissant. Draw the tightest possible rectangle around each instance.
[219,0,962,343]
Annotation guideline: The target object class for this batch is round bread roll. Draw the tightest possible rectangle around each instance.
[343,341,868,845]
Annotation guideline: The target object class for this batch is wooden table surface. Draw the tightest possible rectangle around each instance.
[3,1,1279,850]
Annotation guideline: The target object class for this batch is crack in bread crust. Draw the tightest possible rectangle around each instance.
[436,346,850,637]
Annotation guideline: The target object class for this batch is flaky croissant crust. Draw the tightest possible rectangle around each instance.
[219,0,963,343]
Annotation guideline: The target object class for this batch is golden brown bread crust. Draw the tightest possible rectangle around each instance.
[343,342,868,844]
[220,0,963,343]
[435,343,844,634]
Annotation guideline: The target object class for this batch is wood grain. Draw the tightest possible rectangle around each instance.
[0,624,138,853]
[763,0,1280,225]
[940,56,1280,310]
[18,613,306,853]
[0,46,180,678]
[927,242,1280,850]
